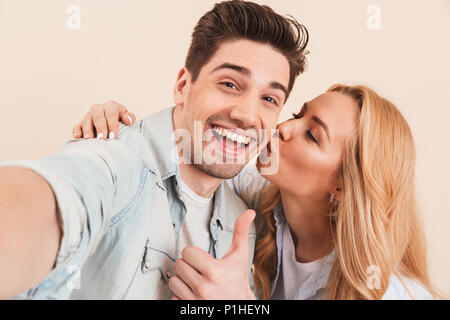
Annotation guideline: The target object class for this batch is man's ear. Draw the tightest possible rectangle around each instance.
[173,68,190,107]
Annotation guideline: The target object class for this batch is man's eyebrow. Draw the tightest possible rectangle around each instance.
[304,103,331,142]
[211,63,251,76]
[270,82,288,100]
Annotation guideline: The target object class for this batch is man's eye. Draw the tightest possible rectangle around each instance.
[264,97,278,105]
[307,130,319,144]
[221,82,237,90]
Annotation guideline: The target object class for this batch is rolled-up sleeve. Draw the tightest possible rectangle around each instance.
[0,137,144,296]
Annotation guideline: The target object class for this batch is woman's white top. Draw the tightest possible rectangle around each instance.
[271,221,336,300]
[228,167,434,300]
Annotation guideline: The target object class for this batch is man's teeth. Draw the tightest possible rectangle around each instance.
[212,127,250,145]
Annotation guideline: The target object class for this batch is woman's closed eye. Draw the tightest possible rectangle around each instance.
[306,130,319,144]
[293,112,319,145]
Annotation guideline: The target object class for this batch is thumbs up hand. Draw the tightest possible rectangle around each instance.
[169,210,257,300]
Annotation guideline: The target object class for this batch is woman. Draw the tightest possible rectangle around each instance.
[73,84,438,299]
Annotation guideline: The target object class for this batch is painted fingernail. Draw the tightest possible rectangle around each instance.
[74,132,80,138]
[97,133,104,140]
[108,132,115,140]
[84,134,90,139]
[127,115,133,125]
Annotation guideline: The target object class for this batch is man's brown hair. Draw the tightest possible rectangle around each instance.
[185,0,309,100]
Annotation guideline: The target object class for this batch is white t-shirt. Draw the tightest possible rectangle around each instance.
[175,179,214,258]
[272,221,335,300]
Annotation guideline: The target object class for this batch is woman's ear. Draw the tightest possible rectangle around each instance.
[173,68,190,107]
[334,187,342,201]
[329,184,342,203]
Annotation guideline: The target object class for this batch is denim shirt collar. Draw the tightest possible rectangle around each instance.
[140,106,178,181]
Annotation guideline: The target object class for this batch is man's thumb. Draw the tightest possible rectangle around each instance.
[225,210,256,258]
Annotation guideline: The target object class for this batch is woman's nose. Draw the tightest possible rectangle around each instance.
[277,120,296,142]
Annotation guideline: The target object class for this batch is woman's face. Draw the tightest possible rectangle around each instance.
[257,91,360,197]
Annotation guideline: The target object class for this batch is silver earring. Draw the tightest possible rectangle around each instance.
[329,193,335,204]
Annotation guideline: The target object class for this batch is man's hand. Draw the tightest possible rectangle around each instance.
[169,210,257,300]
[72,101,136,140]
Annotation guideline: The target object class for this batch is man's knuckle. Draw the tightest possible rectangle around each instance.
[92,113,103,122]
[209,268,221,282]
[182,246,194,257]
[196,283,211,299]
[173,259,181,270]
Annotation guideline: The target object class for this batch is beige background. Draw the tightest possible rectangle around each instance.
[0,0,449,296]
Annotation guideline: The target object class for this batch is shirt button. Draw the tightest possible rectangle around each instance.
[145,260,151,269]
[172,223,176,228]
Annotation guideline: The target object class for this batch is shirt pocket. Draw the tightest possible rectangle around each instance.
[123,239,175,300]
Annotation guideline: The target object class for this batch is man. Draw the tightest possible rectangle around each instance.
[0,0,308,299]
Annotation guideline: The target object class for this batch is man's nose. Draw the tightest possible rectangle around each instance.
[229,96,259,129]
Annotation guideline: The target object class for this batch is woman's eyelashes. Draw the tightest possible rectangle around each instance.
[306,130,319,144]
[292,111,303,119]
[292,112,319,144]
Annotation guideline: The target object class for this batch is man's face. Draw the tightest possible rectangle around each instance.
[174,39,290,179]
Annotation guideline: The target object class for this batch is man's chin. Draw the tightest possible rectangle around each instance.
[195,163,247,180]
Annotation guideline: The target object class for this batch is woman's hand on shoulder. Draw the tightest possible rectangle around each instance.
[72,101,136,140]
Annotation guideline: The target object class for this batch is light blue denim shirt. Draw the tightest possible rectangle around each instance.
[1,107,255,300]
[229,167,434,300]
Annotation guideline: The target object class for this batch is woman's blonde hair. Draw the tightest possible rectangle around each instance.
[253,84,439,300]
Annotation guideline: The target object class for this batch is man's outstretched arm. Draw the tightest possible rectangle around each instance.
[0,167,61,299]
[0,130,144,299]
